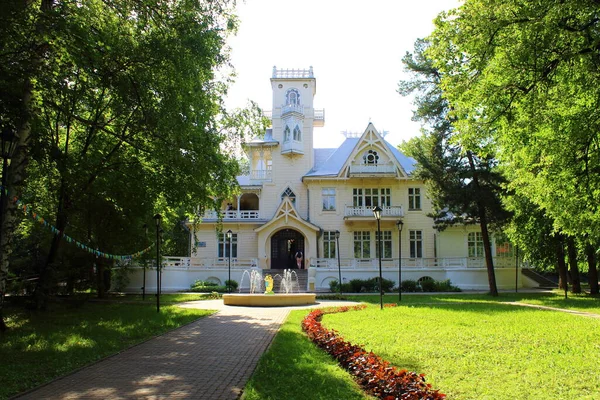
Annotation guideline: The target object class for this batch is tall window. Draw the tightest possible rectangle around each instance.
[322,188,336,211]
[375,230,392,258]
[283,125,291,142]
[353,231,371,258]
[323,231,337,259]
[408,188,421,210]
[286,89,300,105]
[468,232,484,257]
[353,188,391,207]
[409,230,423,258]
[218,233,238,257]
[281,187,296,205]
[293,125,302,141]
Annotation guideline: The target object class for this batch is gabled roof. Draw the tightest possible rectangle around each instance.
[254,197,320,233]
[304,123,416,178]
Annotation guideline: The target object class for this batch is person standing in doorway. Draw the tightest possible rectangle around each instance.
[295,251,303,269]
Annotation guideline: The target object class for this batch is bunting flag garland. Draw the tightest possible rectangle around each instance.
[2,185,154,260]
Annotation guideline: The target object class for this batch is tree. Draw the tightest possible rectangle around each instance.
[399,39,510,296]
[428,0,600,254]
[425,0,600,293]
[0,0,245,322]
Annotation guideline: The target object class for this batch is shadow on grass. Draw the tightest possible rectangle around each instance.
[1,301,213,399]
[242,310,371,400]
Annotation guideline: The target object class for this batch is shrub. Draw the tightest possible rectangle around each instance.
[191,280,218,289]
[419,277,437,292]
[435,279,462,292]
[328,280,353,293]
[190,279,238,293]
[225,279,238,291]
[301,306,445,399]
[401,279,419,292]
[346,277,395,293]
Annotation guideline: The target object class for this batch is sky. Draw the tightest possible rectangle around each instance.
[225,0,461,149]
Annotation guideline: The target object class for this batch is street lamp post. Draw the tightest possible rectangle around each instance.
[142,224,148,300]
[154,214,161,312]
[373,206,383,310]
[226,229,232,293]
[0,127,18,332]
[335,230,342,295]
[396,219,404,301]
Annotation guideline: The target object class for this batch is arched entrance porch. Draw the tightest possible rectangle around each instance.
[270,229,305,269]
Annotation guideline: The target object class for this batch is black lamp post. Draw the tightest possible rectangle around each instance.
[396,219,404,301]
[226,229,232,293]
[373,206,383,310]
[0,127,17,332]
[142,224,148,300]
[154,214,161,312]
[335,230,342,295]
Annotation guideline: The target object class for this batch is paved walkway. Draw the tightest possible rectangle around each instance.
[16,299,359,400]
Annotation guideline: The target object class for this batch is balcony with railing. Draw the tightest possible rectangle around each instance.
[349,162,396,176]
[272,66,314,79]
[250,169,272,182]
[344,205,404,219]
[202,209,262,221]
[281,140,304,155]
[282,103,304,116]
[314,108,325,127]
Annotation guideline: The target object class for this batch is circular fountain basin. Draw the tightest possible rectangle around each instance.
[223,293,316,307]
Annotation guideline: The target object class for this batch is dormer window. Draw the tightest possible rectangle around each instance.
[363,149,379,165]
[281,187,296,204]
[293,125,302,141]
[286,89,300,105]
[284,125,291,142]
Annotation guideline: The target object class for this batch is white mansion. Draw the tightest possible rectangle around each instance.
[126,67,534,292]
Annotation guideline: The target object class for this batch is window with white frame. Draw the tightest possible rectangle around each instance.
[409,230,423,258]
[375,230,392,258]
[293,125,302,141]
[323,231,337,259]
[468,232,484,257]
[322,188,336,211]
[352,188,391,207]
[283,125,291,142]
[218,233,238,258]
[408,188,421,210]
[353,231,371,258]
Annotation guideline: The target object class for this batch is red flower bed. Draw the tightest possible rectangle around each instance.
[302,305,445,400]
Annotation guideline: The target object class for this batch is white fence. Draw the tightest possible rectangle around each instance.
[310,256,515,269]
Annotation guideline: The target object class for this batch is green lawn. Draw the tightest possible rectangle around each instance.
[245,292,599,400]
[242,310,372,400]
[324,294,600,399]
[0,296,214,400]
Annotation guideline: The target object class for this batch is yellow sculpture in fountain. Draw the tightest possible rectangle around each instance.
[264,274,274,295]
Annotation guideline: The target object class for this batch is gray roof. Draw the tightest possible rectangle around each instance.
[304,137,416,177]
[246,129,278,145]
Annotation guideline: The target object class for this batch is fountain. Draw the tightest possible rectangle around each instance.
[223,269,316,306]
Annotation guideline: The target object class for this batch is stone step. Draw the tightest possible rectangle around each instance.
[262,269,309,293]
